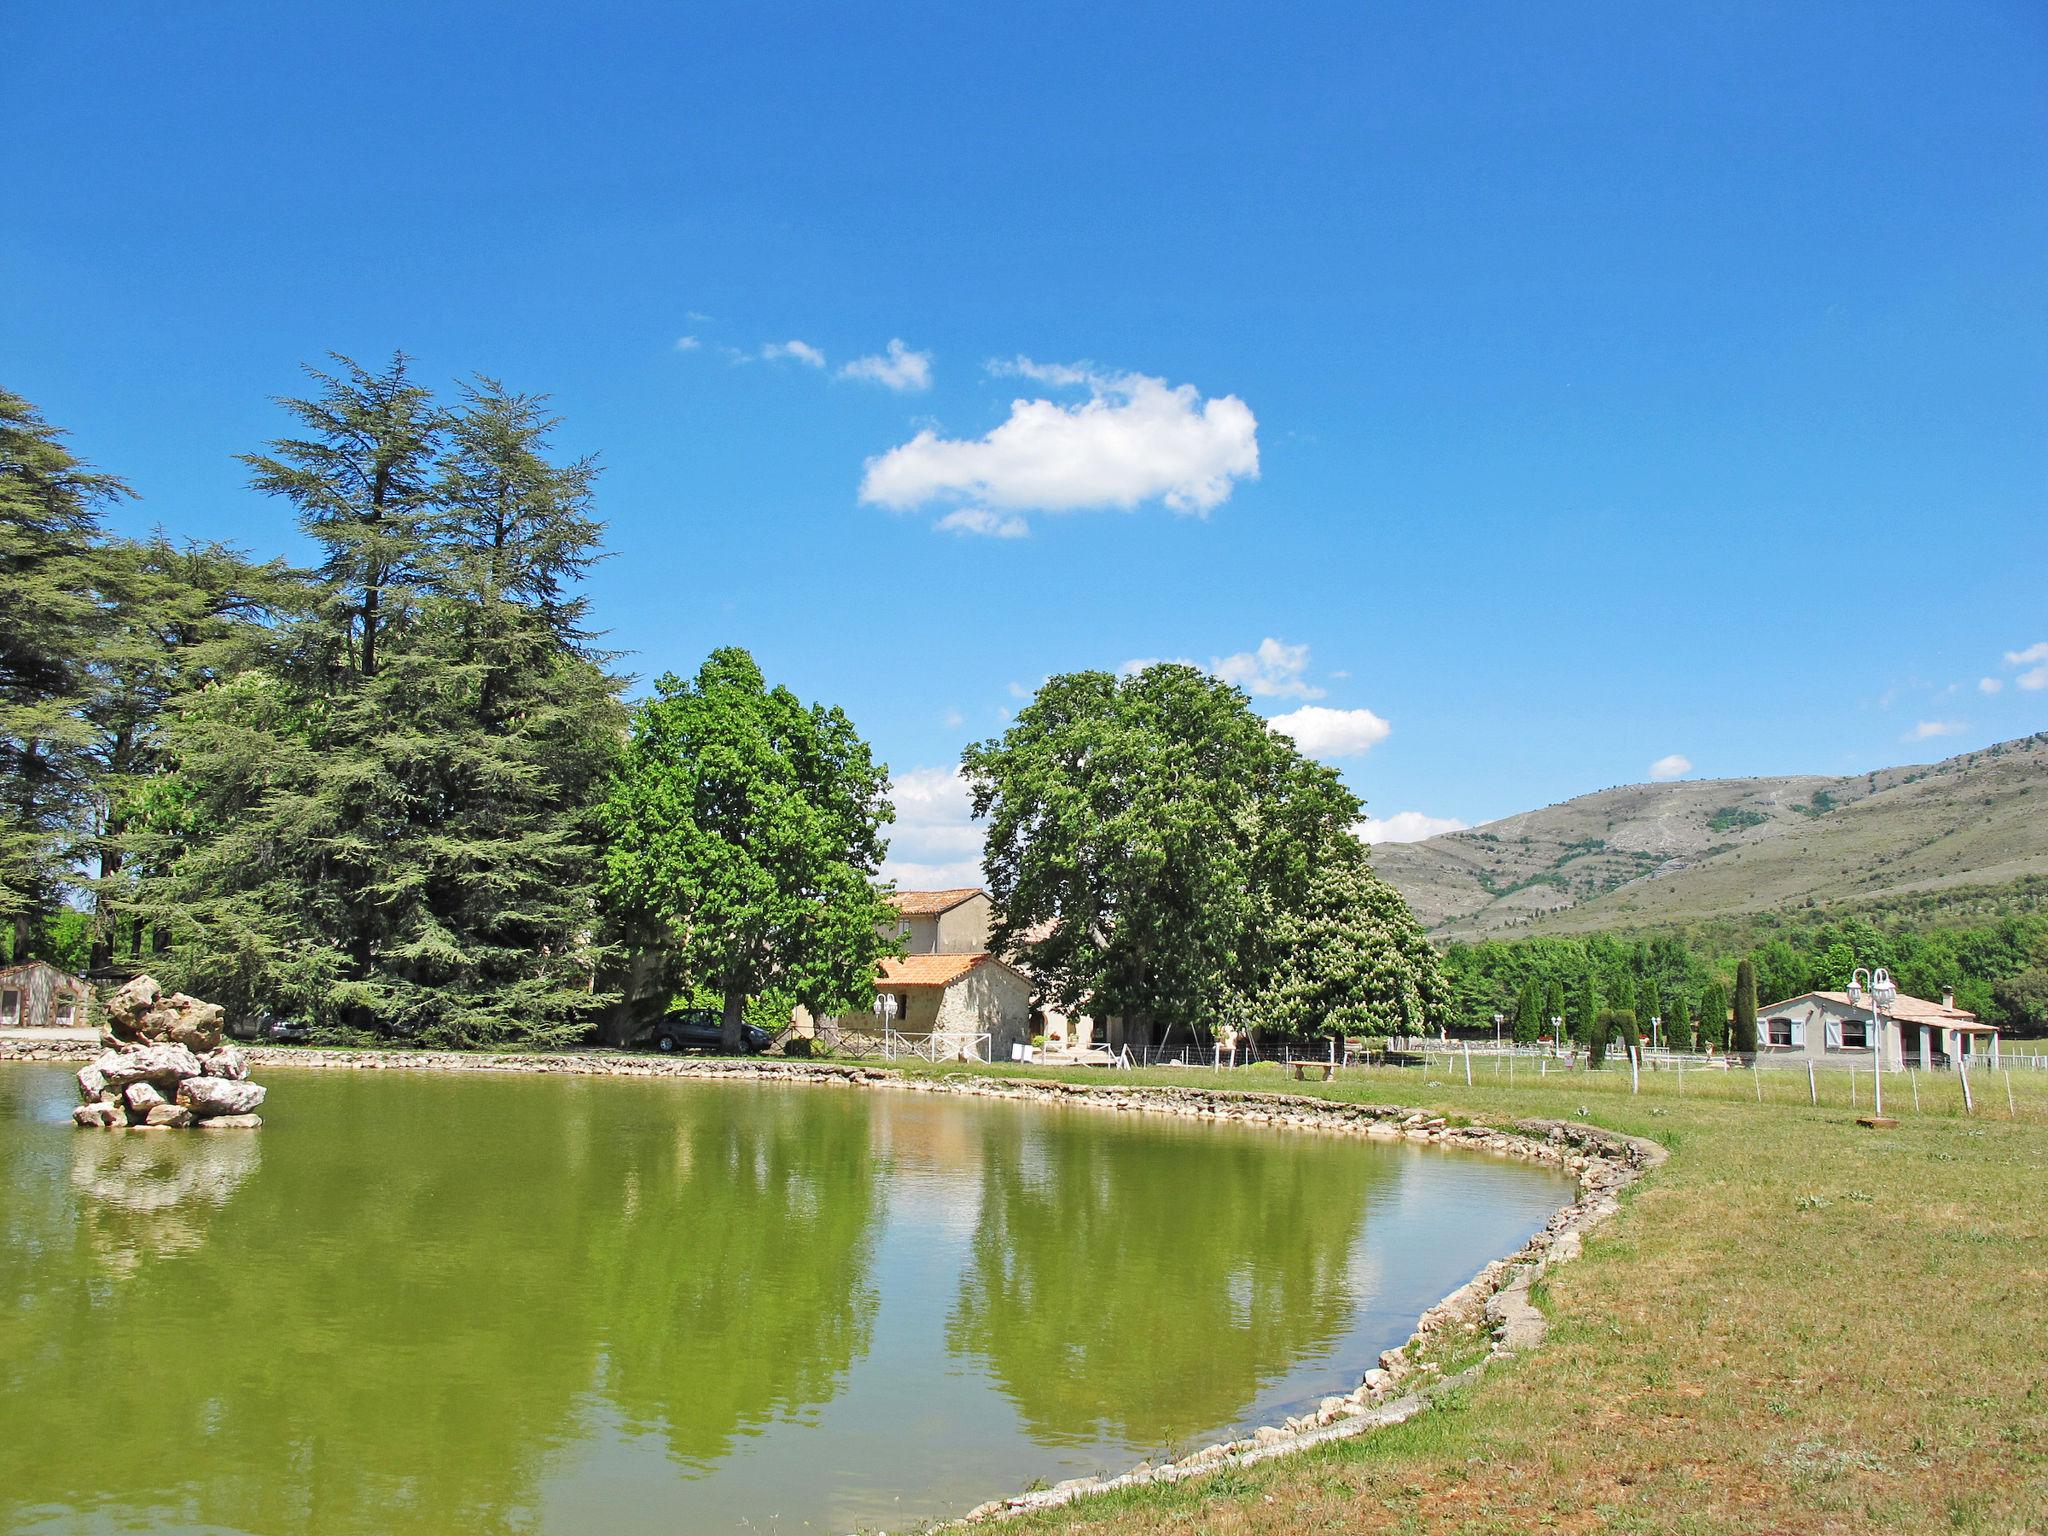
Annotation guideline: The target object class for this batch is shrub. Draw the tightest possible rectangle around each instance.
[1733,958,1759,1054]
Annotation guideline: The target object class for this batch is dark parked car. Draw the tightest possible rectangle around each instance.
[650,1008,772,1055]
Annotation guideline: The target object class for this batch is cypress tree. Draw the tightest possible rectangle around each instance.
[1698,978,1729,1051]
[1543,978,1566,1042]
[1665,993,1692,1053]
[0,391,127,959]
[1573,971,1598,1047]
[1732,957,1759,1055]
[1513,974,1542,1043]
[1640,978,1663,1048]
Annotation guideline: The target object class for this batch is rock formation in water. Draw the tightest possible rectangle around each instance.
[72,976,266,1130]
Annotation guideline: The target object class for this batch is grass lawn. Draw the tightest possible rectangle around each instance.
[894,1055,2048,1534]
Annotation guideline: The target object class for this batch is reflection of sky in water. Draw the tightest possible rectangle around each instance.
[2,1067,1569,1535]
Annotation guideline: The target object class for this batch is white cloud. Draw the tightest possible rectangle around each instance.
[1118,637,1325,699]
[1268,705,1391,759]
[986,356,1100,388]
[686,310,714,323]
[762,339,826,368]
[1006,680,1034,699]
[1210,638,1322,700]
[2004,642,2048,666]
[1909,720,1965,740]
[859,363,1258,518]
[936,507,1029,539]
[674,335,701,351]
[1357,811,1467,844]
[882,766,985,889]
[1648,754,1692,781]
[840,338,932,392]
[1980,677,2005,694]
[2020,667,2048,692]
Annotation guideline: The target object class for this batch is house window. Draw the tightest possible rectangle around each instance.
[0,989,17,1025]
[1767,1018,1794,1048]
[53,998,75,1027]
[1839,1019,1868,1050]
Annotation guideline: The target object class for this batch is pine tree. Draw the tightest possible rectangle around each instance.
[146,360,625,1043]
[1732,957,1759,1055]
[0,390,127,958]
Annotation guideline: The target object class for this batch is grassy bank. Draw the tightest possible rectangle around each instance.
[896,1056,2048,1535]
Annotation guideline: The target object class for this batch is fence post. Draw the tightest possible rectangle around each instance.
[1629,1044,1640,1096]
[1463,1043,1472,1087]
[1807,1061,1817,1106]
[2005,1070,2015,1117]
[1960,1059,1974,1116]
[1752,1064,1762,1103]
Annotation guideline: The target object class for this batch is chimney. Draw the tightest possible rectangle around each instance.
[1942,986,1955,1010]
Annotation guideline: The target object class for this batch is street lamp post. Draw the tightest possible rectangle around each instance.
[1846,966,1896,1118]
[1493,1012,1503,1049]
[1650,1014,1662,1051]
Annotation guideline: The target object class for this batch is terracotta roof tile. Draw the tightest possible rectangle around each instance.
[877,953,995,988]
[1771,990,1987,1028]
[884,888,985,916]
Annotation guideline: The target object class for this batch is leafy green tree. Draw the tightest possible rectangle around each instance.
[962,664,1368,1049]
[1572,971,1598,1047]
[0,390,127,958]
[1732,957,1759,1055]
[1698,978,1729,1051]
[1254,857,1447,1038]
[599,647,897,1051]
[1543,979,1566,1043]
[1991,968,2048,1034]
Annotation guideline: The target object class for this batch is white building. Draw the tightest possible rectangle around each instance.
[1756,988,1999,1069]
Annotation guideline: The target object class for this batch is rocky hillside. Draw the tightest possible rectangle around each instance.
[1374,733,2048,937]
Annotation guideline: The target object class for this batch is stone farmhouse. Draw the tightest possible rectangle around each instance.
[799,888,1035,1060]
[0,959,91,1032]
[1756,987,2000,1069]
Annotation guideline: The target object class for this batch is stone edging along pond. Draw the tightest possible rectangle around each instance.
[0,1041,1664,1525]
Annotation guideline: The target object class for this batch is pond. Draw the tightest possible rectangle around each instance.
[0,1064,1570,1533]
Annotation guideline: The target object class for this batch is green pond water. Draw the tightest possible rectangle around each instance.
[0,1064,1570,1533]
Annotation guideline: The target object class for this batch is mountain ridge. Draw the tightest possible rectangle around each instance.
[1373,732,2048,937]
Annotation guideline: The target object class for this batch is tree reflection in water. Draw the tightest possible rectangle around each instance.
[0,1069,883,1535]
[946,1105,1389,1448]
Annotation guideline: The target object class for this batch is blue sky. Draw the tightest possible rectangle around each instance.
[5,2,2045,884]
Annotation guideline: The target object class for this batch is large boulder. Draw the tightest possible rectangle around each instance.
[73,1102,121,1128]
[99,1043,203,1094]
[140,995,224,1053]
[195,1113,263,1130]
[77,1060,110,1104]
[176,1077,266,1119]
[104,975,162,1041]
[144,1103,194,1127]
[198,1044,248,1082]
[122,1082,166,1119]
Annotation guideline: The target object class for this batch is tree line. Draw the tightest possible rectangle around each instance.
[3,360,1450,1051]
[1440,909,2048,1046]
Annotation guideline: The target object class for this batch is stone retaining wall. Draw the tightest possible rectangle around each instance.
[0,1040,1663,1523]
